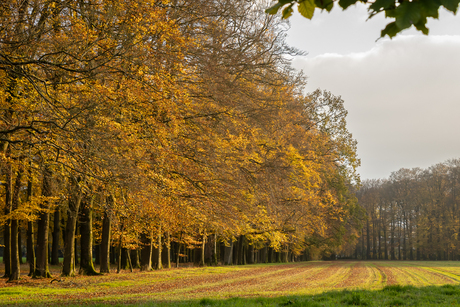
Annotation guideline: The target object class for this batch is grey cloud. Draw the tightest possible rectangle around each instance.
[292,35,460,179]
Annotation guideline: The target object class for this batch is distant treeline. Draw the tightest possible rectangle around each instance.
[347,159,460,261]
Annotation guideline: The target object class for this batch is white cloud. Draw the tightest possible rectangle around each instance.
[292,35,460,179]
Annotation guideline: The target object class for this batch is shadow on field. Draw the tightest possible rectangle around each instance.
[124,284,460,307]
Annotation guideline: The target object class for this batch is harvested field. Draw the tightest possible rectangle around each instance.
[1,261,460,306]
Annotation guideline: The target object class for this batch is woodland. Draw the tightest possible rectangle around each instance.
[0,0,363,282]
[353,159,460,262]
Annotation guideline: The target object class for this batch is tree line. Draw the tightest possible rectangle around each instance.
[346,159,460,261]
[0,0,361,281]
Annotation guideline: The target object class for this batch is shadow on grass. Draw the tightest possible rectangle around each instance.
[118,284,460,307]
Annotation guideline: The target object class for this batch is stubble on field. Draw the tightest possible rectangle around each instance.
[1,261,460,306]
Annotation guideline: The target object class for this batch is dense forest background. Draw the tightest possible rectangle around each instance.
[0,0,362,281]
[349,159,460,261]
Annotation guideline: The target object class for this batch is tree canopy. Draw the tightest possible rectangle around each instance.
[266,0,460,38]
[1,0,363,280]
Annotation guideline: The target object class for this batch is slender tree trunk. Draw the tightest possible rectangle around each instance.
[247,243,255,264]
[99,206,112,273]
[390,219,395,260]
[51,207,60,265]
[117,223,124,273]
[62,178,82,276]
[155,225,163,270]
[200,233,206,266]
[26,177,35,276]
[212,234,218,266]
[3,155,12,278]
[79,194,98,275]
[126,249,133,272]
[176,242,181,268]
[18,229,23,264]
[366,220,371,260]
[34,167,53,278]
[237,235,244,265]
[165,231,171,269]
[224,240,233,265]
[372,216,377,259]
[403,213,407,260]
[9,166,24,281]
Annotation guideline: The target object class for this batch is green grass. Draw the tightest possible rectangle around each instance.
[49,284,460,306]
[137,284,460,306]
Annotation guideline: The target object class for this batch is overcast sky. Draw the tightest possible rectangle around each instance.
[286,4,460,180]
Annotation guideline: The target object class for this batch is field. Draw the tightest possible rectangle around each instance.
[1,261,460,306]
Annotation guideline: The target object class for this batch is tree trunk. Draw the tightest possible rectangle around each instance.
[224,240,233,265]
[79,194,98,275]
[200,234,206,266]
[26,177,35,276]
[366,219,371,260]
[51,206,61,265]
[9,166,24,281]
[62,178,82,276]
[237,235,244,265]
[155,225,163,270]
[261,245,268,263]
[126,249,133,272]
[165,231,171,269]
[140,232,152,271]
[131,249,139,269]
[117,223,124,273]
[212,234,218,266]
[99,206,112,273]
[3,157,12,278]
[34,167,53,278]
[247,243,255,264]
[176,242,181,268]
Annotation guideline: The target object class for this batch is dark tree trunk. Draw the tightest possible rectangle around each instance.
[79,194,98,275]
[9,166,24,281]
[390,220,395,260]
[261,245,268,263]
[237,235,244,265]
[366,220,371,260]
[51,207,61,265]
[247,243,255,264]
[99,206,112,273]
[110,246,116,264]
[62,178,82,276]
[94,245,100,265]
[117,223,124,273]
[140,232,152,271]
[372,216,377,259]
[26,177,35,276]
[126,249,133,272]
[18,229,23,264]
[176,242,181,268]
[130,249,139,269]
[34,167,53,278]
[384,219,388,260]
[3,157,12,278]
